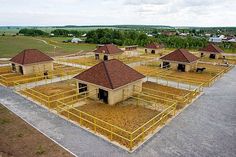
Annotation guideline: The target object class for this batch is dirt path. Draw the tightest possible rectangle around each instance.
[0,104,74,157]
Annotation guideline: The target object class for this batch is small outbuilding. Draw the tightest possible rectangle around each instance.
[93,44,123,61]
[74,59,145,105]
[199,43,224,59]
[160,49,199,72]
[145,43,164,54]
[125,45,138,51]
[10,49,54,75]
[71,37,83,43]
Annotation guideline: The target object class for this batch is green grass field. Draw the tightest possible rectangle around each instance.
[0,36,96,57]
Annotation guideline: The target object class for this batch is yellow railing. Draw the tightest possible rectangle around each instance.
[55,98,177,150]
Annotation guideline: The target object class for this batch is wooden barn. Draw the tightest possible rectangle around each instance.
[74,59,145,105]
[199,43,224,59]
[9,49,54,75]
[94,44,123,61]
[145,43,164,54]
[160,49,199,72]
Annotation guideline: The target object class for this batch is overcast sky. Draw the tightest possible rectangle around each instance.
[0,0,235,27]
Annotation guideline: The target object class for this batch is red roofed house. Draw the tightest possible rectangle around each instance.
[160,49,199,72]
[199,43,224,59]
[74,59,145,105]
[145,43,164,54]
[10,49,54,75]
[94,44,123,61]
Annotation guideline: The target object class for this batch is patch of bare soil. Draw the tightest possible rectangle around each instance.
[0,104,74,157]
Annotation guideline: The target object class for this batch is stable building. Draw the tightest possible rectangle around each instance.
[74,59,145,105]
[145,43,164,54]
[10,49,54,75]
[199,43,224,59]
[125,45,138,51]
[160,49,199,72]
[94,44,123,61]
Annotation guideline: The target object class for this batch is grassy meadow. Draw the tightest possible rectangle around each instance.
[0,36,96,57]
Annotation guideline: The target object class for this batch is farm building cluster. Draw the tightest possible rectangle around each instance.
[0,42,234,152]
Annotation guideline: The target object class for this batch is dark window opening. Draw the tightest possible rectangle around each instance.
[79,83,87,93]
[19,66,23,75]
[12,63,16,71]
[177,64,186,72]
[104,55,108,61]
[163,62,170,68]
[209,54,216,59]
[98,88,108,103]
[95,54,99,60]
[151,50,155,54]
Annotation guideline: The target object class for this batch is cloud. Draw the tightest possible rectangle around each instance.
[0,0,235,26]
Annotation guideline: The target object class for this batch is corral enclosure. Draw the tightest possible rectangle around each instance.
[0,63,84,86]
[20,79,200,150]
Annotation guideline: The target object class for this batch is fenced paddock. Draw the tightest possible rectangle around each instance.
[0,63,84,87]
[18,79,202,151]
[134,62,233,87]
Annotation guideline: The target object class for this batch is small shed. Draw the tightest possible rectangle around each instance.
[93,44,123,61]
[160,49,199,72]
[125,45,138,51]
[199,43,223,59]
[145,43,164,54]
[74,59,145,105]
[9,49,54,75]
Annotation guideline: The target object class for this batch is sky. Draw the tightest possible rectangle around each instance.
[0,0,235,27]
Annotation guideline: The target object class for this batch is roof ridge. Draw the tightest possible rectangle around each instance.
[103,61,114,89]
[179,49,191,62]
[22,50,26,65]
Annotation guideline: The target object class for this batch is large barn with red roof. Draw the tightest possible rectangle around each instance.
[199,43,224,59]
[74,59,145,105]
[10,49,54,75]
[94,44,123,61]
[160,49,199,72]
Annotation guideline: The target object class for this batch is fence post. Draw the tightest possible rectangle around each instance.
[130,134,133,151]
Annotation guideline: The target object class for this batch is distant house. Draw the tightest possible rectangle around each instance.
[81,33,87,37]
[161,31,176,36]
[145,43,164,54]
[73,59,145,105]
[10,49,54,75]
[71,38,83,43]
[93,44,123,61]
[68,34,73,37]
[160,49,199,72]
[209,37,222,43]
[125,45,138,51]
[199,43,224,59]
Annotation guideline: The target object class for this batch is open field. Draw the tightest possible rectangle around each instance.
[0,63,83,86]
[0,104,73,157]
[0,36,96,57]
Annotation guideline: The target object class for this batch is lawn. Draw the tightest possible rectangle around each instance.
[0,36,96,58]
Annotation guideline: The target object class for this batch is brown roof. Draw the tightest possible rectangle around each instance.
[74,59,145,89]
[94,44,123,55]
[199,44,224,53]
[10,49,53,65]
[146,43,164,49]
[160,49,199,63]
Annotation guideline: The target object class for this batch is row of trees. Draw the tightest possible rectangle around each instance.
[18,28,235,50]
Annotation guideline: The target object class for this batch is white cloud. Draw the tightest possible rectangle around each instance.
[0,0,235,26]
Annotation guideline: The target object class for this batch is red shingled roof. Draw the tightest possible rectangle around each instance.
[199,44,224,53]
[74,59,145,89]
[10,49,53,65]
[146,43,164,49]
[94,44,123,55]
[160,49,199,63]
